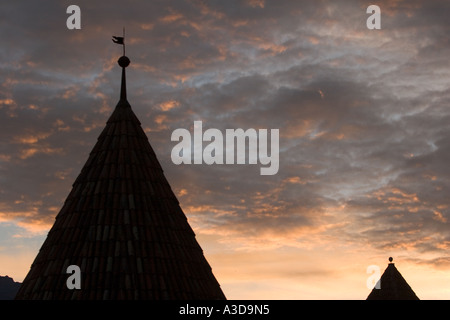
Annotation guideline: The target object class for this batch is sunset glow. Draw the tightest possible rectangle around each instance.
[1,0,450,299]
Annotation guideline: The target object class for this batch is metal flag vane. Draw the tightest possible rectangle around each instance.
[112,27,126,56]
[112,27,130,100]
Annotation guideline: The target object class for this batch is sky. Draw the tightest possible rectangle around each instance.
[1,0,450,299]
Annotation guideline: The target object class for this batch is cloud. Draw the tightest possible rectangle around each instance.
[1,0,450,297]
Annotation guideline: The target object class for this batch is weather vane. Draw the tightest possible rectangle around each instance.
[112,27,126,56]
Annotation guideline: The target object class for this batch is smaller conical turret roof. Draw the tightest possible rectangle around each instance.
[367,258,419,300]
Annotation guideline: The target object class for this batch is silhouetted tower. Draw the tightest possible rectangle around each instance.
[15,40,226,300]
[366,257,419,300]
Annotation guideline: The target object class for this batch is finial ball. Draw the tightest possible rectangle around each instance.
[389,257,393,262]
[118,56,130,68]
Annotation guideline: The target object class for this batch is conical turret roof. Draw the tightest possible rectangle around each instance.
[367,258,419,300]
[15,55,226,300]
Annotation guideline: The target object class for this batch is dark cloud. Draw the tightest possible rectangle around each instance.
[2,1,450,293]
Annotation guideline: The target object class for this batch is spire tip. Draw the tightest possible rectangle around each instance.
[118,55,130,68]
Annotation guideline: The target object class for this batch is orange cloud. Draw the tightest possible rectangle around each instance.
[19,146,64,160]
[0,210,52,236]
[0,98,15,105]
[158,100,180,111]
[140,23,154,30]
[246,0,265,9]
[160,12,184,24]
[13,132,52,145]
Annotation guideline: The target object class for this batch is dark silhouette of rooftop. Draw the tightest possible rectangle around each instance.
[0,275,21,300]
[15,49,226,300]
[367,257,419,300]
